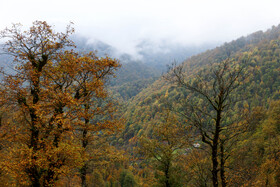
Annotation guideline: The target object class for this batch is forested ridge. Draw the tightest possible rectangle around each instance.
[114,24,280,186]
[0,21,279,186]
[120,25,280,145]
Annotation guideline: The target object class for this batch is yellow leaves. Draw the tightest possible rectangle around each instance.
[164,89,169,98]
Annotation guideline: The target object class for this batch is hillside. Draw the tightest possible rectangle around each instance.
[108,25,280,186]
[117,25,280,147]
[109,62,161,100]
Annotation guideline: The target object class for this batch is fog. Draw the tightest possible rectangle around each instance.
[1,0,280,58]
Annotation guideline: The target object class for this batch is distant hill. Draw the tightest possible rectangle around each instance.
[108,62,161,100]
[71,35,216,100]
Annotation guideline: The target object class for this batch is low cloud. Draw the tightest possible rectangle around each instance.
[1,0,280,57]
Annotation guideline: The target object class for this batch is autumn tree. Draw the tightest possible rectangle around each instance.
[0,21,121,186]
[184,148,212,186]
[166,59,247,187]
[57,51,122,187]
[139,112,192,187]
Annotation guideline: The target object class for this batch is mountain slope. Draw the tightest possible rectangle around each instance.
[117,25,280,146]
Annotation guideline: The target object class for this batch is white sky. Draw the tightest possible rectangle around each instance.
[1,0,280,55]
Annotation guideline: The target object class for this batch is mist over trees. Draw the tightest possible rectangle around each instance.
[0,21,279,186]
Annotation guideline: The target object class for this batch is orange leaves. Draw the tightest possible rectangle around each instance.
[0,21,122,186]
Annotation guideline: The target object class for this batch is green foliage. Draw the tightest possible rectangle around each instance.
[109,62,161,100]
[119,170,137,187]
[138,113,191,187]
[119,24,280,147]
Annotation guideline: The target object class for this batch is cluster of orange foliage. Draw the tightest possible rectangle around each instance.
[0,21,123,186]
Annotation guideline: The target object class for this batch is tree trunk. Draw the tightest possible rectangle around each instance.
[81,126,88,187]
[212,142,219,187]
[43,169,55,187]
[29,71,41,187]
[30,168,40,187]
[53,106,64,147]
[164,162,171,187]
[81,164,87,187]
[212,109,221,187]
[220,142,227,187]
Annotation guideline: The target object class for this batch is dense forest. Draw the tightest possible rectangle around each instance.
[0,21,279,187]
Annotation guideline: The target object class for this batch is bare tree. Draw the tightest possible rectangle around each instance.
[165,58,248,187]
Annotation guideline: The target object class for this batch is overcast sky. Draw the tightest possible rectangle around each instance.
[1,0,280,56]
